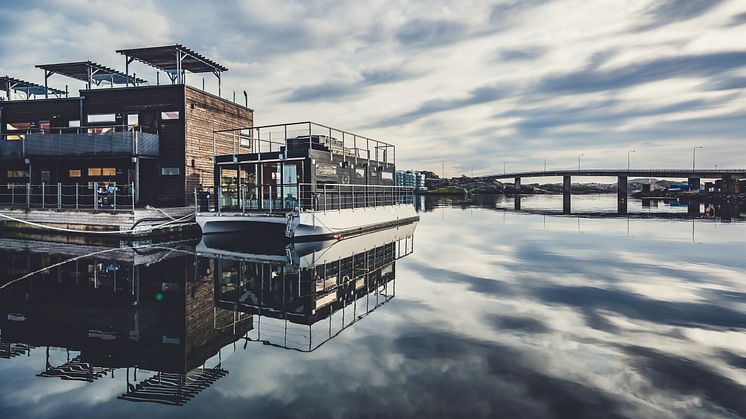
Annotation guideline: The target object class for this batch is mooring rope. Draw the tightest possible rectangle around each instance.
[0,211,195,235]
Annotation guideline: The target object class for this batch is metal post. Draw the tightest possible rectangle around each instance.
[57,183,61,209]
[41,182,45,208]
[323,185,327,212]
[76,183,79,209]
[352,186,355,210]
[217,186,221,215]
[94,182,98,210]
[338,186,341,210]
[131,182,135,210]
[113,183,117,211]
[11,185,14,207]
[269,185,273,213]
[26,183,30,208]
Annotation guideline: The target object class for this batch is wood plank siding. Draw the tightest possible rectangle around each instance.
[184,86,253,203]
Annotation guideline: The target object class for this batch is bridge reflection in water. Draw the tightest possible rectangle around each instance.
[502,195,745,220]
[0,222,416,406]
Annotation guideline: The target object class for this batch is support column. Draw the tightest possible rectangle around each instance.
[688,177,701,192]
[687,201,700,215]
[563,176,571,214]
[617,176,628,214]
[514,194,521,211]
[514,177,521,194]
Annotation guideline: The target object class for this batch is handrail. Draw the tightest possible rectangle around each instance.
[0,182,135,212]
[196,183,415,214]
[211,122,395,166]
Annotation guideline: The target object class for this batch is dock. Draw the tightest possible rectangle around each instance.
[0,206,197,237]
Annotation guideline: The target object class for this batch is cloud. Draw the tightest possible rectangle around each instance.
[395,19,468,48]
[286,67,418,102]
[621,345,746,417]
[534,285,746,330]
[376,85,508,127]
[730,11,746,26]
[497,47,545,61]
[636,0,729,31]
[1,0,746,175]
[538,51,746,94]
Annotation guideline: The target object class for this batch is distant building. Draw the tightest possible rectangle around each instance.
[396,170,427,192]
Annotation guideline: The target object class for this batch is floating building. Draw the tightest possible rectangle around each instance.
[1,44,252,208]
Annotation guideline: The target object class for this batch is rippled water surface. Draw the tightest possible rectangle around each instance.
[1,195,746,418]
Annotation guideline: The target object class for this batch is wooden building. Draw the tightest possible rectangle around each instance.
[0,45,252,207]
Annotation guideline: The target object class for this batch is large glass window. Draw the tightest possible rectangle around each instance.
[282,162,300,208]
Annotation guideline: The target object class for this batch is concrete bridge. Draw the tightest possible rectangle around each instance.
[483,168,746,214]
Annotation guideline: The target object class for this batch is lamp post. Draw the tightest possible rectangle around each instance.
[544,157,548,172]
[503,161,506,174]
[692,146,703,170]
[578,154,584,170]
[627,150,635,171]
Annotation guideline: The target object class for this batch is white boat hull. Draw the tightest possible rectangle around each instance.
[196,204,419,239]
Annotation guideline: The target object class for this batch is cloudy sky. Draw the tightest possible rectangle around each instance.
[1,0,745,176]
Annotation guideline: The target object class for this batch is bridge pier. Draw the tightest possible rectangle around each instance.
[562,176,571,214]
[514,194,521,210]
[688,201,700,215]
[688,177,701,192]
[617,176,628,214]
[514,177,521,194]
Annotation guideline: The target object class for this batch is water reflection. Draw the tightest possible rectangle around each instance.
[3,197,746,418]
[0,223,416,408]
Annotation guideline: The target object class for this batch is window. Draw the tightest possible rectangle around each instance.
[69,120,81,128]
[88,167,116,177]
[127,113,139,126]
[161,167,180,176]
[160,111,180,120]
[87,113,116,123]
[381,172,393,180]
[69,169,82,178]
[7,170,28,178]
[6,122,31,131]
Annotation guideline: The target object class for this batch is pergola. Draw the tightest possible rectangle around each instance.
[36,61,146,96]
[1,75,65,100]
[116,44,228,95]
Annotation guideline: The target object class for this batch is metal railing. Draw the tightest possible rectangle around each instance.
[212,122,395,165]
[1,125,159,159]
[195,183,415,214]
[0,182,135,212]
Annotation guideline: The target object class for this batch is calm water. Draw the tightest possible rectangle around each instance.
[1,195,746,418]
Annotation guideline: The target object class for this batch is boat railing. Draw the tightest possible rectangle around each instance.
[212,122,395,165]
[195,183,415,214]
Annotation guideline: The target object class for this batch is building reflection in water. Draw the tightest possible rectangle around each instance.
[0,222,416,406]
[199,221,417,352]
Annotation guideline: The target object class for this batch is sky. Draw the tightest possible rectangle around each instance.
[1,0,745,177]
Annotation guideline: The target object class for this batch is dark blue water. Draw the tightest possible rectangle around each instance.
[1,195,746,418]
